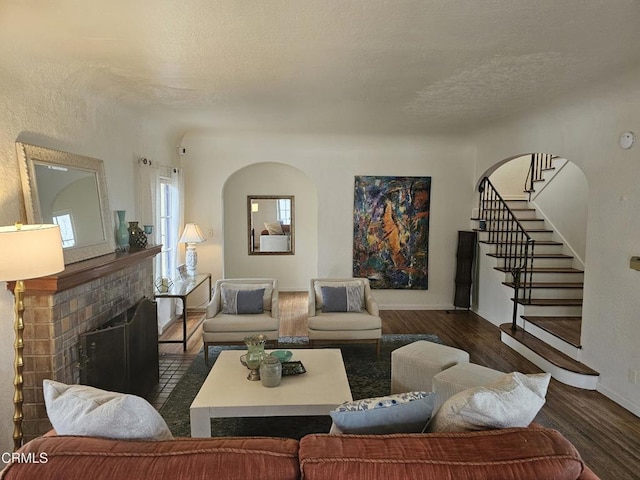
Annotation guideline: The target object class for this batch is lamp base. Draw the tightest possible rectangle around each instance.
[185,243,198,277]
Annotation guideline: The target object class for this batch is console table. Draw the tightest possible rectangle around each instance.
[155,273,212,351]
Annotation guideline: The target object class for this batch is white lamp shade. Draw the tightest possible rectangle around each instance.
[179,223,205,244]
[0,224,65,281]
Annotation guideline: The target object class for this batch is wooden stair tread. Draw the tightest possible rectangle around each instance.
[513,298,583,306]
[495,266,583,273]
[500,324,597,375]
[522,316,582,348]
[487,253,573,259]
[503,282,583,289]
[479,240,563,246]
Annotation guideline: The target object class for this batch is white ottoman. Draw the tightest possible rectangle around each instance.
[391,341,469,394]
[432,362,505,412]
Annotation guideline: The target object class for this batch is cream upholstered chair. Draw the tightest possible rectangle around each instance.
[202,278,279,364]
[307,278,382,357]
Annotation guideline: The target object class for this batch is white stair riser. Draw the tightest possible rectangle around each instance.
[521,305,582,316]
[484,243,563,255]
[495,257,574,268]
[502,271,584,283]
[513,288,583,299]
[482,219,545,230]
[478,231,554,242]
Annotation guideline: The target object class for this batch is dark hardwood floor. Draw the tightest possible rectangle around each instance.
[158,292,640,480]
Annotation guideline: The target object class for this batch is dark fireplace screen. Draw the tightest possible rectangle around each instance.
[79,297,159,398]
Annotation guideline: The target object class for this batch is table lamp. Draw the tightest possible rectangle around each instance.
[179,223,205,277]
[0,223,64,450]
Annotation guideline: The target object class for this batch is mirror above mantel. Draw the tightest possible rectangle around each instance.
[248,195,295,255]
[17,142,114,264]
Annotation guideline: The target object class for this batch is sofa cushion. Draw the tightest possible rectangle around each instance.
[43,380,173,441]
[2,435,300,480]
[321,285,363,313]
[299,427,587,480]
[428,372,551,432]
[330,391,435,434]
[221,287,265,314]
[218,282,273,311]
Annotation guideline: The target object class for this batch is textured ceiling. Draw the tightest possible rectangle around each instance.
[2,0,640,134]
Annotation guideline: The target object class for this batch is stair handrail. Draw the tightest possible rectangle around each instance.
[478,177,535,329]
[524,153,557,200]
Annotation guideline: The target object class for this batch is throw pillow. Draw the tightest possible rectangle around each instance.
[264,221,284,235]
[221,287,265,314]
[43,380,173,440]
[330,391,435,434]
[215,282,274,312]
[321,285,363,313]
[428,372,551,433]
[313,280,365,310]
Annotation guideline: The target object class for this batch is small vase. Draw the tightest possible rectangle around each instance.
[244,334,267,381]
[128,221,147,250]
[116,210,129,252]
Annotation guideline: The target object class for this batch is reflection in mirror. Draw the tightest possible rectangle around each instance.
[17,142,114,264]
[247,195,295,255]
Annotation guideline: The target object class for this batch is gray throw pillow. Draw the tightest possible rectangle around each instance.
[222,287,265,314]
[321,285,363,313]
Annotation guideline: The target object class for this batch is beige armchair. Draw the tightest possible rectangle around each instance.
[202,278,279,364]
[307,278,382,357]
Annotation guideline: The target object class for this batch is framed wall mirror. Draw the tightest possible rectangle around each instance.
[248,195,295,255]
[17,142,114,264]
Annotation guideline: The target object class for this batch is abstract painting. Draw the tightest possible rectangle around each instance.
[353,176,431,289]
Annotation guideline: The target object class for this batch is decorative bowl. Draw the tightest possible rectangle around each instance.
[271,350,293,363]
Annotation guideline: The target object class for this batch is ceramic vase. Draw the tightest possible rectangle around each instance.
[128,221,147,250]
[116,210,129,251]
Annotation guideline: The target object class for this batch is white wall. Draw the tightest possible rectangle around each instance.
[489,155,530,198]
[532,161,588,263]
[181,132,475,308]
[472,67,640,416]
[0,66,176,455]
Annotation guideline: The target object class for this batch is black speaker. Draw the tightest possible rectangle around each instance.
[454,230,477,309]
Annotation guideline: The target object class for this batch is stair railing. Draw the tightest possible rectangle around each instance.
[524,153,556,199]
[478,177,535,329]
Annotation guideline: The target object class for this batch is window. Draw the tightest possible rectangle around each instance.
[276,198,291,225]
[158,177,176,279]
[52,211,76,247]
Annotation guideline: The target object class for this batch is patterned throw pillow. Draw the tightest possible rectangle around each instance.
[221,287,265,314]
[321,285,363,313]
[330,392,435,434]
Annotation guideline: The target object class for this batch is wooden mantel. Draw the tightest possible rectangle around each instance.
[7,245,162,294]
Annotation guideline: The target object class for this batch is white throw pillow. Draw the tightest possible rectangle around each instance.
[264,221,284,235]
[330,391,435,434]
[43,380,173,440]
[428,372,551,432]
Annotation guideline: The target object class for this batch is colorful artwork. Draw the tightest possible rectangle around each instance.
[353,176,431,289]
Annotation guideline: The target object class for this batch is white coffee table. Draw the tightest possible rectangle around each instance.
[189,348,352,437]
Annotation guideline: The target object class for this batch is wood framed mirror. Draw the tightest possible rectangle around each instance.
[247,195,295,255]
[17,142,114,264]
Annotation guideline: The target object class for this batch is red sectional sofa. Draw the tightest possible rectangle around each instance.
[1,426,599,479]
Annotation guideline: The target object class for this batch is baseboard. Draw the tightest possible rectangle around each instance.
[378,304,454,311]
[596,383,640,418]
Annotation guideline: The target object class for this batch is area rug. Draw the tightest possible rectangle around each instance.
[159,333,443,438]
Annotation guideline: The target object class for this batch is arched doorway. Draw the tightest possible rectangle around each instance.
[222,162,318,291]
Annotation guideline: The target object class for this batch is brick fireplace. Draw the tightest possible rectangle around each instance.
[11,246,161,442]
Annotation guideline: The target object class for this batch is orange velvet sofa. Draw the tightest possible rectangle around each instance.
[1,426,599,480]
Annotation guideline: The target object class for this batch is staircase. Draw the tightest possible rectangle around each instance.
[476,164,599,390]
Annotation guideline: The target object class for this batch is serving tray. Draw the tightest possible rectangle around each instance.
[281,360,306,376]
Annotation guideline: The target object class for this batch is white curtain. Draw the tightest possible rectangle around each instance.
[135,158,161,271]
